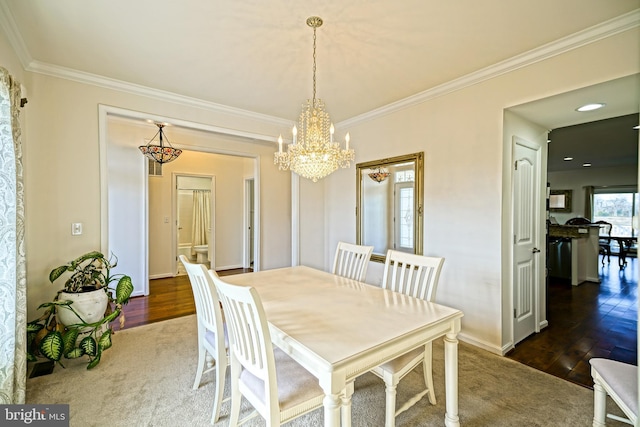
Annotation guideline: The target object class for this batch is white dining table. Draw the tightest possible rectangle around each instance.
[224,265,464,427]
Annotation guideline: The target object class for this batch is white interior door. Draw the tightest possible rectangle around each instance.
[513,136,542,344]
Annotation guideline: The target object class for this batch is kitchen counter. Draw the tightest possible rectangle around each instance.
[549,224,600,286]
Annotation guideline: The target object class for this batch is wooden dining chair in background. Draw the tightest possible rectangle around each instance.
[179,255,229,424]
[372,249,445,427]
[332,241,374,281]
[211,274,325,427]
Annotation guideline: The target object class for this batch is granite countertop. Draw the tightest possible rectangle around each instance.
[549,224,599,238]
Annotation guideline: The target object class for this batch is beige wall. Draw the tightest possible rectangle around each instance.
[317,28,640,353]
[0,27,23,82]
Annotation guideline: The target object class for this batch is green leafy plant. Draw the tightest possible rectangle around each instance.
[27,251,134,370]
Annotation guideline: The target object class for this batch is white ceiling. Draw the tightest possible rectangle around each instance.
[1,0,639,170]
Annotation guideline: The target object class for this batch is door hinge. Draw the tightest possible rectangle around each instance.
[514,161,518,170]
[514,308,517,318]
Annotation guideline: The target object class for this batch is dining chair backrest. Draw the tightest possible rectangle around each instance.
[180,255,225,338]
[213,276,279,413]
[332,241,374,281]
[382,250,445,302]
[594,220,612,238]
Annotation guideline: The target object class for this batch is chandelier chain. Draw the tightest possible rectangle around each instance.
[312,26,317,103]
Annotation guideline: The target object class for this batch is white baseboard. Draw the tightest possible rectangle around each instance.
[539,319,549,330]
[149,272,175,280]
[457,332,504,356]
[215,264,244,272]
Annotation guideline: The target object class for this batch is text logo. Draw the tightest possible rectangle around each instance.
[0,405,69,426]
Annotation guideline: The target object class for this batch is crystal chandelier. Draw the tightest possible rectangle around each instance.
[274,16,354,182]
[139,122,182,164]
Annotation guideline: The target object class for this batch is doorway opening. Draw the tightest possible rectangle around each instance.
[101,106,266,298]
[175,174,215,275]
[504,78,638,382]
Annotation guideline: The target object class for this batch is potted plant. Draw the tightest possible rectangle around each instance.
[27,250,134,369]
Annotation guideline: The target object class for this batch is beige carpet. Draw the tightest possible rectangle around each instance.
[26,315,625,426]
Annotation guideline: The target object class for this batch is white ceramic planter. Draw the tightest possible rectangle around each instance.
[56,288,109,327]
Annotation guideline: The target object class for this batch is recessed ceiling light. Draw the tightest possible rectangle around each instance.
[583,163,592,167]
[564,157,573,161]
[576,103,605,112]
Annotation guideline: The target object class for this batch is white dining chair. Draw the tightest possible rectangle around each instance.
[211,274,325,426]
[590,358,638,426]
[371,249,445,427]
[332,241,374,281]
[179,255,229,424]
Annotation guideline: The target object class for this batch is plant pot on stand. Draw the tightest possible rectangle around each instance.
[27,251,134,370]
[56,288,110,343]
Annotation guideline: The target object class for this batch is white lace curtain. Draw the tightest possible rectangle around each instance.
[0,67,26,404]
[191,190,211,253]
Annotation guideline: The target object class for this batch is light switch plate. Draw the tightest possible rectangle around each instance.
[71,222,83,235]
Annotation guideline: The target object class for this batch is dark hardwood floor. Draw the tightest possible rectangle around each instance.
[118,268,251,330]
[119,260,637,390]
[507,255,638,389]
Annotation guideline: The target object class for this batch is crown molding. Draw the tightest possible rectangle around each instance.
[337,9,640,128]
[26,60,291,127]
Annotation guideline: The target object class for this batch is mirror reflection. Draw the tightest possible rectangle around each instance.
[356,152,424,262]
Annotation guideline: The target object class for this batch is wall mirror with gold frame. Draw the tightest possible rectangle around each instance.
[549,189,572,213]
[356,152,424,263]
